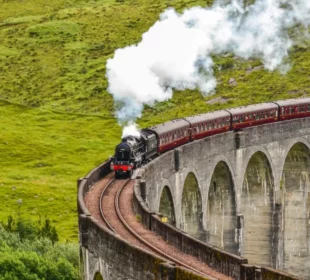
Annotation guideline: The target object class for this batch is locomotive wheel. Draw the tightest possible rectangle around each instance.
[115,171,119,179]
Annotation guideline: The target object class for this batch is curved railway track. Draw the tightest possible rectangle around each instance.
[98,177,228,280]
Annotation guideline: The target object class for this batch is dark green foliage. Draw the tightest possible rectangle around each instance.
[0,221,78,280]
[39,219,59,244]
[3,215,58,244]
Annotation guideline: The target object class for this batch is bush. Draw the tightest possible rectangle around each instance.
[0,219,79,280]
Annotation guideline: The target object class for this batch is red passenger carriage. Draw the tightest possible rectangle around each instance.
[276,98,310,121]
[148,119,191,153]
[185,111,231,140]
[227,103,279,130]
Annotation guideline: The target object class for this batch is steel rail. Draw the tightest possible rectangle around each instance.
[115,180,217,280]
[99,178,117,233]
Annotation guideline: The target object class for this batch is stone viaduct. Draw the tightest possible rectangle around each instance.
[78,117,310,280]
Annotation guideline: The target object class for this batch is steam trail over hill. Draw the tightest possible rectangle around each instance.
[106,0,310,129]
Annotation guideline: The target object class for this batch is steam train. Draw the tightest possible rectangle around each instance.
[111,98,310,178]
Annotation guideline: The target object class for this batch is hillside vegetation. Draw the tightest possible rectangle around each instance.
[0,0,309,240]
[0,218,79,279]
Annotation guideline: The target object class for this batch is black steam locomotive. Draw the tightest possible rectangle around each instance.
[111,129,158,178]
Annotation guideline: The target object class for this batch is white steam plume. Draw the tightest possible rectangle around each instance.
[122,122,141,139]
[106,0,310,126]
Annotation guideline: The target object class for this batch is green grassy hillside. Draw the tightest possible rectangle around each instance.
[1,0,309,240]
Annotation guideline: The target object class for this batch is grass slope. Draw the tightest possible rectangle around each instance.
[0,100,120,240]
[0,0,309,240]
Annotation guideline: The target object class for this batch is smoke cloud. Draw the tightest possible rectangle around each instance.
[106,0,310,127]
[121,122,141,139]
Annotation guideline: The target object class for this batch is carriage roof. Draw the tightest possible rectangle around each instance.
[184,110,230,125]
[148,119,190,136]
[274,98,310,107]
[227,103,278,115]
